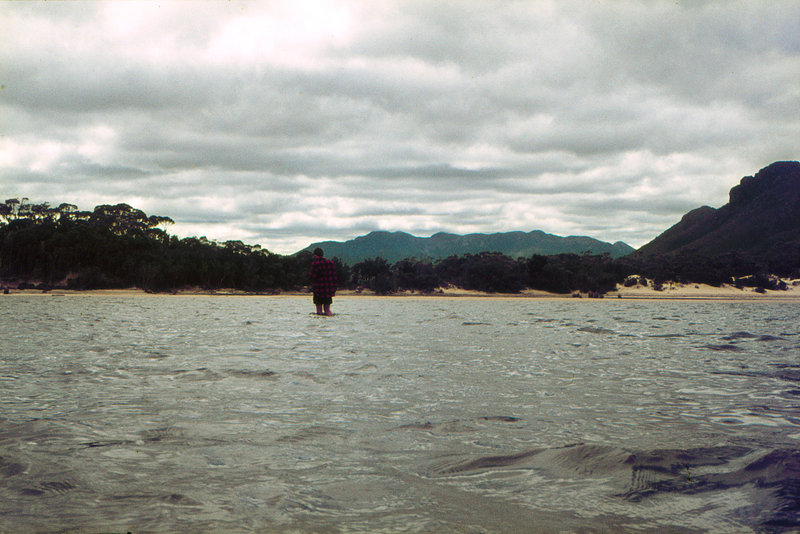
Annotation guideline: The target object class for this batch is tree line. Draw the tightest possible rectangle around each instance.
[1,199,796,295]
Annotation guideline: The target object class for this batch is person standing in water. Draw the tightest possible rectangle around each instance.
[309,247,337,315]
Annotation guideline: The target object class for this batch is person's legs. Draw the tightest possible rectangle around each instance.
[314,294,332,315]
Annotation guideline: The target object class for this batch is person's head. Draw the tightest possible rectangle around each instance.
[313,247,324,257]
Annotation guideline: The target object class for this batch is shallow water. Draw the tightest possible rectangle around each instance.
[0,295,798,533]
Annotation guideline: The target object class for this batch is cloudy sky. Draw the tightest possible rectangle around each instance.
[2,1,798,254]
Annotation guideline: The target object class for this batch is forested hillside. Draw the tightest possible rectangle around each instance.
[301,230,634,265]
[0,200,307,292]
[0,199,631,294]
[1,196,796,295]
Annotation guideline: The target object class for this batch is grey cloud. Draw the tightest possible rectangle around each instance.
[1,1,797,254]
[358,164,511,180]
[564,196,703,218]
[581,2,800,105]
[3,62,197,113]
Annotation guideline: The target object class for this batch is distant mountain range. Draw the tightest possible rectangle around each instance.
[297,160,799,271]
[636,160,800,271]
[300,230,635,265]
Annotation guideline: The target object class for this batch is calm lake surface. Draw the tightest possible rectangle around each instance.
[0,295,798,533]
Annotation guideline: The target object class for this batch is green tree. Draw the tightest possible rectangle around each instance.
[352,257,395,294]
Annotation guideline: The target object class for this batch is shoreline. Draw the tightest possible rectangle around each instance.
[3,281,800,301]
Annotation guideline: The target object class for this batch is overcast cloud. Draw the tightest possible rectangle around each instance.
[2,1,798,253]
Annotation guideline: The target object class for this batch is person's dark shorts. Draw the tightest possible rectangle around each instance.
[313,294,332,305]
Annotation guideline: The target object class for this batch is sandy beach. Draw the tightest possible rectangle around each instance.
[4,279,800,301]
[608,281,800,301]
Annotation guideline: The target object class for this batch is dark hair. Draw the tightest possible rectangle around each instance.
[313,247,324,257]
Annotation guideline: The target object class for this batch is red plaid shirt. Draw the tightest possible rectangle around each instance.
[309,256,337,298]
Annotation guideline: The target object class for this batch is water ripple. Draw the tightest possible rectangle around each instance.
[0,296,798,532]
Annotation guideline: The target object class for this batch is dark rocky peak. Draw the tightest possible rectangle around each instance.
[729,161,800,207]
[679,205,716,223]
[636,160,799,273]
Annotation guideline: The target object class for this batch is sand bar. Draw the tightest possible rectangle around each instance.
[4,280,800,302]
